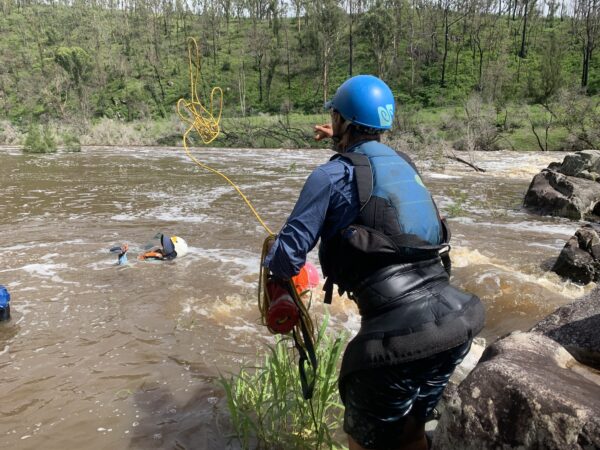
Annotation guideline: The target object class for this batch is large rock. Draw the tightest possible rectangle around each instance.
[531,289,600,370]
[524,150,600,220]
[550,150,600,180]
[552,224,600,284]
[523,169,600,220]
[433,332,600,450]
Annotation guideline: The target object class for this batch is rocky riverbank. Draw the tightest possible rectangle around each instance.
[433,290,600,449]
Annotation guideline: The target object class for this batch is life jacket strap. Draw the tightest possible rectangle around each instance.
[323,277,334,304]
[440,246,452,276]
[335,152,372,209]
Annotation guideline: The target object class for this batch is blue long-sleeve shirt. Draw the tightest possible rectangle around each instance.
[264,154,360,279]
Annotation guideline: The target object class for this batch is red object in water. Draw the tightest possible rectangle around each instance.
[292,262,320,294]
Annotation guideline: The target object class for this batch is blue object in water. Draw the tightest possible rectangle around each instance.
[0,285,11,321]
[118,253,128,265]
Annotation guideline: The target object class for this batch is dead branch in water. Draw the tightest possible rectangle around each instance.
[444,152,486,172]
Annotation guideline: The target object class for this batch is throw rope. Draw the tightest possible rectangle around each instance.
[176,37,273,236]
[176,37,318,399]
[259,235,318,399]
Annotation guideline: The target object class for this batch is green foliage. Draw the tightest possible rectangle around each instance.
[1,1,599,151]
[220,318,347,450]
[445,188,469,218]
[54,46,92,86]
[23,124,57,154]
[61,131,81,152]
[549,89,600,150]
[359,4,394,77]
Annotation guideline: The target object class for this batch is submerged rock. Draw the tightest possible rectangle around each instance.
[552,224,600,284]
[433,332,600,450]
[524,150,600,220]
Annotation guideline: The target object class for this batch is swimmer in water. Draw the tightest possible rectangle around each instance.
[110,234,188,265]
[109,243,129,265]
[139,234,188,261]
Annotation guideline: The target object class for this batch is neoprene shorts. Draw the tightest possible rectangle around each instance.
[342,338,472,450]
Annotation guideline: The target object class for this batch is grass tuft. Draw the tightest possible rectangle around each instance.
[220,317,347,450]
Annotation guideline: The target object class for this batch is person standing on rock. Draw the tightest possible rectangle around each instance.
[264,75,485,450]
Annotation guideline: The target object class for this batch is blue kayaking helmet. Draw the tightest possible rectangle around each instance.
[0,285,9,321]
[324,75,395,131]
[0,285,10,308]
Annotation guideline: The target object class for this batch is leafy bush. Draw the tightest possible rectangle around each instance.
[61,131,81,152]
[551,89,600,150]
[451,95,501,151]
[0,120,23,145]
[23,124,57,153]
[220,318,347,450]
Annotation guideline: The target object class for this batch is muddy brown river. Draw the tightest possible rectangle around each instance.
[0,146,592,449]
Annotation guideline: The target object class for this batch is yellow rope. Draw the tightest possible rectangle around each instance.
[176,39,315,383]
[176,37,274,236]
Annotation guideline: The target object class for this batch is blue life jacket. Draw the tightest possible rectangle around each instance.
[319,141,450,298]
[317,142,484,382]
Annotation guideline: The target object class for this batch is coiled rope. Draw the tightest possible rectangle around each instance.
[176,37,273,236]
[176,38,317,399]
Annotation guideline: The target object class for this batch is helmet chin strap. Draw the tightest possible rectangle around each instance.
[332,120,351,152]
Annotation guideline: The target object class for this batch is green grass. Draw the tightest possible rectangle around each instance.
[219,317,348,450]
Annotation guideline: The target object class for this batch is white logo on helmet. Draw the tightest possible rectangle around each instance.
[378,104,394,127]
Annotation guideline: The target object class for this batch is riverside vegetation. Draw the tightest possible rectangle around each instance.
[1,0,600,152]
[220,319,347,449]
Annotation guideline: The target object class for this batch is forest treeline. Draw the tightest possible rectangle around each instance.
[0,0,599,151]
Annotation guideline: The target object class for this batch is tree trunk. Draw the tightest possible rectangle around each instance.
[348,0,353,76]
[239,62,246,116]
[349,16,353,76]
[441,7,449,87]
[258,62,263,103]
[477,43,484,89]
[454,41,462,83]
[519,0,529,58]
[284,21,291,90]
[582,46,591,87]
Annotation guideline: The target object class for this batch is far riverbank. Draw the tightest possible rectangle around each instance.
[0,101,587,153]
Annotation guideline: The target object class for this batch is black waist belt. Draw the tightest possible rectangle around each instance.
[351,257,448,317]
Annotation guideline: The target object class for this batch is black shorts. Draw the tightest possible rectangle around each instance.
[342,339,472,450]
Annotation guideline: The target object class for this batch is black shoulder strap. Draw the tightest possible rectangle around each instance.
[338,152,372,210]
[323,277,334,305]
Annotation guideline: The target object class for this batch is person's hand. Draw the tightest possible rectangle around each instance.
[314,123,333,141]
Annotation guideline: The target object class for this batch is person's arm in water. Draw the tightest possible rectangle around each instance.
[115,243,128,265]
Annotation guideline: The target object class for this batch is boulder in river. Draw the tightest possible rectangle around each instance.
[524,150,600,220]
[433,331,600,450]
[550,150,600,180]
[531,291,600,370]
[552,224,600,284]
